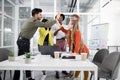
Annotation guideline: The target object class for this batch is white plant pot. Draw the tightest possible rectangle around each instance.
[8,56,15,62]
[25,58,31,64]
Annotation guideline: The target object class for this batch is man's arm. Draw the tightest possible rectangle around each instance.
[34,12,61,28]
[34,20,56,28]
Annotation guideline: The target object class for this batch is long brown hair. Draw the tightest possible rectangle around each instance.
[67,14,80,52]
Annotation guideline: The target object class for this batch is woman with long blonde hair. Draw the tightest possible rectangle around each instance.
[58,14,89,80]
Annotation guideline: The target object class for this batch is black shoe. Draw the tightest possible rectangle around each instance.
[55,72,60,79]
[28,78,35,80]
[63,72,73,78]
[67,73,73,78]
[62,71,69,75]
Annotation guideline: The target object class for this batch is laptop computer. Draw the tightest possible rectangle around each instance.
[38,45,60,58]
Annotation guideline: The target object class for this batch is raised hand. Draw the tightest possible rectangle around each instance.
[56,11,61,26]
[56,11,61,20]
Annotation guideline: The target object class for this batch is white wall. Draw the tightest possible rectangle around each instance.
[101,0,120,46]
[101,1,120,79]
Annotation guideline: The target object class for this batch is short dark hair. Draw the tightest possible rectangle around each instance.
[60,14,65,21]
[55,14,65,21]
[32,8,42,16]
[42,19,48,23]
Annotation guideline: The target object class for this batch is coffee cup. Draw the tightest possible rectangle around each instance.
[54,51,60,59]
[81,53,87,61]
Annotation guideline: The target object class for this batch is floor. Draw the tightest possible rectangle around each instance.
[1,69,120,80]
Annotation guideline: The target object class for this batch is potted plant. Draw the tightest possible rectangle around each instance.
[25,52,31,64]
[8,51,15,62]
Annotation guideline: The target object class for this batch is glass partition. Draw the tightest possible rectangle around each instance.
[42,14,54,20]
[4,16,14,32]
[19,7,31,19]
[0,15,1,29]
[34,0,54,12]
[4,0,15,17]
[0,31,1,46]
[3,32,14,46]
[0,0,2,11]
[3,16,14,46]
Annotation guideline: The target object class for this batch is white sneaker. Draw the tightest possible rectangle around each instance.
[40,75,47,80]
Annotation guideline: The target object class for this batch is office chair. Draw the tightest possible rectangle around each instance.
[92,49,109,65]
[0,48,12,80]
[98,52,120,80]
[90,49,109,80]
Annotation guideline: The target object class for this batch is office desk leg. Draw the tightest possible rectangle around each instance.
[32,71,35,78]
[20,70,23,80]
[94,69,98,80]
[80,71,83,80]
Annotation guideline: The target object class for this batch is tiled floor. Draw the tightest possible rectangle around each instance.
[1,69,120,80]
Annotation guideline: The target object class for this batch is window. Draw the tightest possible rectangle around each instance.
[0,32,1,46]
[0,0,2,11]
[0,15,1,29]
[19,7,31,19]
[18,7,31,34]
[0,0,15,52]
[34,0,54,12]
[4,0,15,17]
[3,16,14,46]
[4,16,14,32]
[3,32,14,46]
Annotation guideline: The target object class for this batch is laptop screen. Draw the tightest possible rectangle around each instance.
[38,45,60,57]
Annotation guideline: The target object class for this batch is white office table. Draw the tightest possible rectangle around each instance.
[0,54,98,80]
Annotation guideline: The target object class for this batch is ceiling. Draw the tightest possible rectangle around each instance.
[79,0,98,12]
[58,0,99,12]
[14,0,99,12]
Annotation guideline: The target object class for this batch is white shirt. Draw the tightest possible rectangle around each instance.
[51,23,67,39]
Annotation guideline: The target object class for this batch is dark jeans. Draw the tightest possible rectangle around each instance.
[13,37,31,80]
[0,76,1,80]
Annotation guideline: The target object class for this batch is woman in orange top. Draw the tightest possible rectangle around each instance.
[58,14,89,80]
